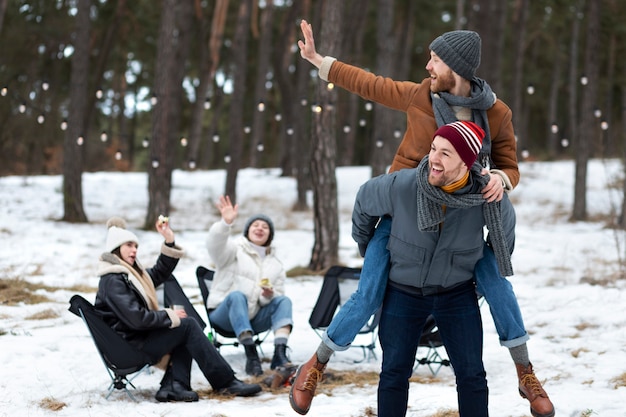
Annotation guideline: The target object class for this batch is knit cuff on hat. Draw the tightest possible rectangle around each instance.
[490,169,513,192]
[319,56,337,82]
[161,242,184,258]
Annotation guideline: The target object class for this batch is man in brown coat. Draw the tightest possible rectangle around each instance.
[289,19,554,417]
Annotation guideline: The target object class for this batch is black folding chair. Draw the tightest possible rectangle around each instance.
[195,266,270,355]
[309,265,382,363]
[68,294,154,401]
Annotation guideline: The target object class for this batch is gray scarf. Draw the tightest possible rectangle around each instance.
[415,156,513,277]
[431,77,496,168]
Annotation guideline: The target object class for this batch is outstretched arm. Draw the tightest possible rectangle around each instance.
[297,19,323,68]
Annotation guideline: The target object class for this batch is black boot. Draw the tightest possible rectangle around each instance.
[155,381,199,402]
[218,378,262,397]
[244,344,263,376]
[270,343,291,370]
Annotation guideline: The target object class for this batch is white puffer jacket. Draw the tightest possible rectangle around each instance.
[205,220,286,319]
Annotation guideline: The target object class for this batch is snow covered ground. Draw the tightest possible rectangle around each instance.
[1,159,626,416]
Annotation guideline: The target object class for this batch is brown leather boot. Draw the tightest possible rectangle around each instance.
[289,354,327,415]
[516,363,555,417]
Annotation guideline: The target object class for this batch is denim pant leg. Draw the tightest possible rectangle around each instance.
[140,317,235,390]
[475,243,529,347]
[250,295,294,333]
[208,291,253,339]
[377,286,429,417]
[433,284,489,417]
[324,216,391,350]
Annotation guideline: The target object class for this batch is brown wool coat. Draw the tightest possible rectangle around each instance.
[324,59,520,189]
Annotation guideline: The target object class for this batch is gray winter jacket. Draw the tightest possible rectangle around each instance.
[352,166,515,295]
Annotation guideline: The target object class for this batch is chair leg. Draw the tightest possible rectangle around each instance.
[104,365,151,402]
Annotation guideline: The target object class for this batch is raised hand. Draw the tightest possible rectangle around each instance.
[216,195,238,225]
[297,19,323,68]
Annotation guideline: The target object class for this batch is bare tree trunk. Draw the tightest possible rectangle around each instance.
[619,87,626,228]
[572,0,600,221]
[468,0,507,93]
[309,0,344,271]
[603,33,615,157]
[187,11,211,170]
[293,0,314,211]
[370,0,396,177]
[204,83,226,169]
[62,0,90,223]
[337,0,369,167]
[455,0,465,30]
[274,1,302,177]
[510,0,529,158]
[249,0,274,168]
[188,0,229,169]
[0,0,8,35]
[567,1,583,160]
[546,36,562,160]
[146,0,195,227]
[224,0,253,203]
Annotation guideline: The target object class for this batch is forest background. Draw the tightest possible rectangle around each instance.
[1,0,626,271]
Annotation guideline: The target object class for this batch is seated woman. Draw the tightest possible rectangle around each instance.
[205,195,293,377]
[95,215,261,402]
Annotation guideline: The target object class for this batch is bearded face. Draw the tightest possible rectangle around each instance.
[427,136,468,187]
[430,67,456,93]
[425,51,457,93]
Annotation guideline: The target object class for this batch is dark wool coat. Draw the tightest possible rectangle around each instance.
[94,243,184,348]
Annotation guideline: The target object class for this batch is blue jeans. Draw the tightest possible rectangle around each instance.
[325,216,528,349]
[475,244,529,347]
[209,291,293,340]
[324,216,391,350]
[378,283,488,417]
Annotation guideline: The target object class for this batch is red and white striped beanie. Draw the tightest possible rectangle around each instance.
[433,121,485,168]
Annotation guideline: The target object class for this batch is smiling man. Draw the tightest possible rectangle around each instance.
[292,21,554,417]
[349,120,513,417]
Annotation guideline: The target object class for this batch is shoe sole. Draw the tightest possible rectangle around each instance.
[155,393,198,402]
[518,390,555,417]
[288,365,311,415]
[218,386,262,397]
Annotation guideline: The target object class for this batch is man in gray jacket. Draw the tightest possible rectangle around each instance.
[352,121,515,417]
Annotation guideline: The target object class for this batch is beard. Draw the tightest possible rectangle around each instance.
[430,68,456,93]
[427,161,465,187]
[427,171,447,187]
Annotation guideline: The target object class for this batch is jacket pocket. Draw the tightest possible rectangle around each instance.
[445,245,484,286]
[387,237,427,286]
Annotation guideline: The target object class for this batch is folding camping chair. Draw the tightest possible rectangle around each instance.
[68,294,154,401]
[413,314,451,376]
[195,266,270,355]
[308,265,382,363]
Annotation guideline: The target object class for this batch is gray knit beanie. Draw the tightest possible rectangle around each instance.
[429,30,481,80]
[243,214,274,246]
